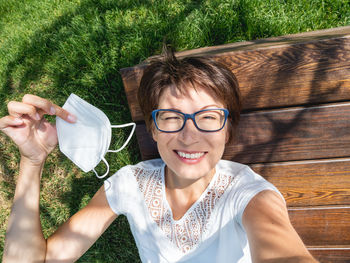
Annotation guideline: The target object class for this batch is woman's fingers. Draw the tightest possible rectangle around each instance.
[8,101,40,120]
[9,94,77,123]
[52,104,77,123]
[22,94,76,123]
[0,115,24,130]
[22,94,55,116]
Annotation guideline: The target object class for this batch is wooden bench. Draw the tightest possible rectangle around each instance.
[120,26,350,263]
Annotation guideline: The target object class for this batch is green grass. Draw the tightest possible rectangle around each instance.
[0,0,349,261]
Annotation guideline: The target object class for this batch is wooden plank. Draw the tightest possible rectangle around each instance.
[251,158,350,207]
[215,36,350,111]
[224,102,350,163]
[308,248,350,263]
[120,67,145,122]
[134,124,158,160]
[159,26,350,58]
[289,207,350,247]
[135,102,350,163]
[121,28,350,122]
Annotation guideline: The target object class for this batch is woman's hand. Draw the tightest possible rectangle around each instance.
[0,94,76,165]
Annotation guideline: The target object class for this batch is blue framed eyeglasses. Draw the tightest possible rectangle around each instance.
[152,108,229,133]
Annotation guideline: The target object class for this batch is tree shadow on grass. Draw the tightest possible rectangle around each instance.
[0,0,221,261]
[1,0,207,96]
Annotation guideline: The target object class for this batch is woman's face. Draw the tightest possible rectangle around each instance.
[152,87,228,182]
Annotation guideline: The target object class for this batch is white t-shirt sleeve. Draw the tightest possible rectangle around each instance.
[103,165,131,215]
[233,166,285,227]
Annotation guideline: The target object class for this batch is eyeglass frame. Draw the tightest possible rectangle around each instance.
[151,108,229,133]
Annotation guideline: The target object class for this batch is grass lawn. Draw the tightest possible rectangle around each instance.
[1,0,349,261]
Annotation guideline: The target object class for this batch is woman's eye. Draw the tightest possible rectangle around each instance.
[200,114,218,120]
[159,113,181,120]
[164,116,180,120]
[203,115,217,120]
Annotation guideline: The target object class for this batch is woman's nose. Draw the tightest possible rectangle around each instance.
[178,118,199,145]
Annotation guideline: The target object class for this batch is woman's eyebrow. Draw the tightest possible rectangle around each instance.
[199,105,223,110]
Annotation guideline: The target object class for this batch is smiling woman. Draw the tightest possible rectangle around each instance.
[151,88,228,184]
[1,46,318,262]
[110,49,317,262]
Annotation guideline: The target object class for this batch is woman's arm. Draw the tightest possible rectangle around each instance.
[4,162,117,263]
[1,94,117,262]
[1,94,69,262]
[242,190,318,263]
[3,158,47,262]
[45,185,117,262]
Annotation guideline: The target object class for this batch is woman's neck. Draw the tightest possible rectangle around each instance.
[164,166,216,220]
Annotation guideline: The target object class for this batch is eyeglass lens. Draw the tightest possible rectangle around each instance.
[155,109,226,132]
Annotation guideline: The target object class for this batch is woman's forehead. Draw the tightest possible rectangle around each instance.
[158,86,224,108]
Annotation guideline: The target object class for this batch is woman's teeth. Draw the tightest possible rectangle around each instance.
[177,151,204,159]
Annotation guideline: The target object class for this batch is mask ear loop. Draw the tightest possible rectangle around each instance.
[93,157,110,179]
[107,123,136,153]
[95,123,135,179]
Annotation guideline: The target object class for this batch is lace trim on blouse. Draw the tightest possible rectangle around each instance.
[133,165,234,253]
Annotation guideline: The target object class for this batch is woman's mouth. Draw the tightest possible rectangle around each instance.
[175,150,207,163]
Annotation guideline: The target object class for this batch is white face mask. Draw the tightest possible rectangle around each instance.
[56,93,136,179]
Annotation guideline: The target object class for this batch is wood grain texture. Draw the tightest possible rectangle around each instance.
[134,102,350,163]
[224,102,350,163]
[120,66,145,121]
[251,159,350,207]
[134,124,157,160]
[215,36,350,111]
[308,248,350,263]
[289,207,350,247]
[121,28,350,122]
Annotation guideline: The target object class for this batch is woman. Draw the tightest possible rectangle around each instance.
[1,51,316,262]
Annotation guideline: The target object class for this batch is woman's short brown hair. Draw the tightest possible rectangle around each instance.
[137,49,241,144]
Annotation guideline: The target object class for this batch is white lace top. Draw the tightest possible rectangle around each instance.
[104,159,282,263]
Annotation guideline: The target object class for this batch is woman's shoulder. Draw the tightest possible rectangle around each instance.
[218,160,284,225]
[132,158,165,170]
[218,160,279,192]
[104,159,165,213]
[217,160,282,202]
[107,158,164,182]
[113,158,164,172]
[216,159,251,178]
